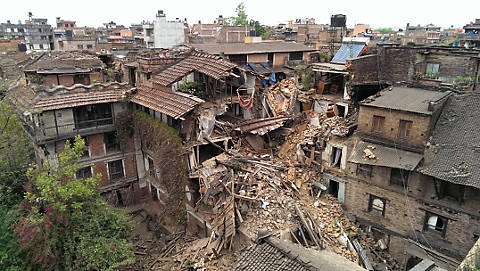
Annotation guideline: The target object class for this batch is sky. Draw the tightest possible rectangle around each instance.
[0,0,477,29]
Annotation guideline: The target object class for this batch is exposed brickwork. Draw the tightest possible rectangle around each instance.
[94,161,109,186]
[342,161,480,265]
[124,153,137,180]
[347,54,379,84]
[89,133,105,157]
[358,106,431,149]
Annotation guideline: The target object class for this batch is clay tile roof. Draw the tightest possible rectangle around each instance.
[420,93,480,189]
[23,51,105,73]
[151,52,237,87]
[233,236,366,271]
[131,86,204,119]
[32,82,130,111]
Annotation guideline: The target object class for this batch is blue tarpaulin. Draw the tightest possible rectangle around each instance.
[331,43,366,64]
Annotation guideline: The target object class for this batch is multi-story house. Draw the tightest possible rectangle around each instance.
[7,51,139,206]
[0,18,53,52]
[319,86,480,270]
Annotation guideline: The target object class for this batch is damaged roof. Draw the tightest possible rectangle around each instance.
[420,94,480,189]
[193,42,316,55]
[32,82,131,111]
[235,116,290,136]
[360,87,450,115]
[131,86,204,119]
[151,51,238,87]
[233,235,366,271]
[349,140,423,170]
[23,51,105,73]
[5,82,131,113]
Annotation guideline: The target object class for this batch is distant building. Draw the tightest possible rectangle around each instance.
[457,19,480,48]
[0,17,53,52]
[404,23,441,45]
[153,10,185,48]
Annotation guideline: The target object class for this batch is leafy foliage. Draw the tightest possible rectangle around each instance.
[0,101,34,206]
[454,75,474,85]
[15,137,134,270]
[0,205,25,271]
[115,111,187,223]
[374,28,395,34]
[294,65,314,90]
[228,2,248,26]
[250,20,269,38]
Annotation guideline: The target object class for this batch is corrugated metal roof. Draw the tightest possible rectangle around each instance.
[360,87,451,115]
[348,140,423,170]
[131,86,204,119]
[331,42,366,64]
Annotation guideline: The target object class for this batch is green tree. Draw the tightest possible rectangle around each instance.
[374,28,395,34]
[0,101,34,206]
[0,205,25,271]
[15,137,134,270]
[228,2,248,26]
[250,20,269,38]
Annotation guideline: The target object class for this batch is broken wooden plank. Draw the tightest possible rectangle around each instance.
[352,239,374,271]
[295,204,321,249]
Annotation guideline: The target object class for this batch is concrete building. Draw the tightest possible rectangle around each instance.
[0,18,53,52]
[457,19,480,48]
[153,10,185,48]
[193,41,316,70]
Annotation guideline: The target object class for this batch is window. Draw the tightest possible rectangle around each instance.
[424,212,448,237]
[426,63,440,74]
[398,120,413,139]
[64,24,68,27]
[73,103,113,129]
[289,51,303,61]
[147,157,155,178]
[39,44,44,49]
[228,54,247,66]
[87,44,93,49]
[357,164,372,178]
[76,166,92,179]
[77,44,84,50]
[390,168,409,187]
[268,53,274,64]
[73,74,90,85]
[104,131,120,153]
[331,146,342,168]
[372,115,385,133]
[436,180,465,203]
[108,160,124,181]
[368,195,386,216]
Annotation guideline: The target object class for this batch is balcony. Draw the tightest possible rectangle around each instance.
[28,117,114,144]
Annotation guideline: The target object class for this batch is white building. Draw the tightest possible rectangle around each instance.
[153,10,185,48]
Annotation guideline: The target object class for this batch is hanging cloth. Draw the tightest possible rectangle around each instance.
[238,88,255,110]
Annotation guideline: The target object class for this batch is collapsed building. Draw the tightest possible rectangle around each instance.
[3,42,480,271]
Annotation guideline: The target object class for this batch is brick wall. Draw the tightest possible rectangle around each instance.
[378,47,416,83]
[43,74,58,86]
[347,54,379,84]
[58,74,74,86]
[89,133,104,156]
[273,52,288,67]
[343,161,480,263]
[358,106,432,148]
[247,53,267,62]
